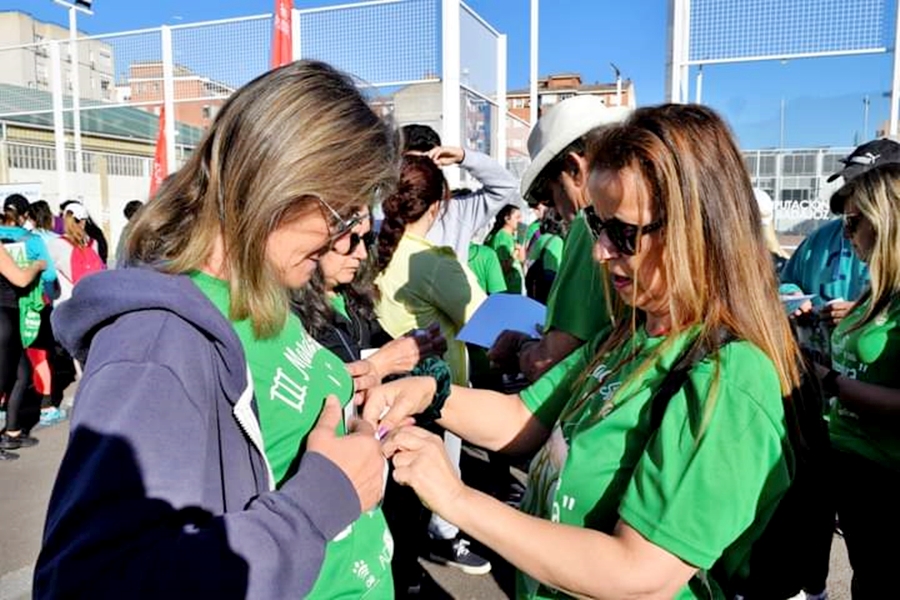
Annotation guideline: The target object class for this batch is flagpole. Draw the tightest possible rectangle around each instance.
[272,0,294,68]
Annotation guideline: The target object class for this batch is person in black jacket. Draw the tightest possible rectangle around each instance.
[291,213,447,597]
[290,213,444,368]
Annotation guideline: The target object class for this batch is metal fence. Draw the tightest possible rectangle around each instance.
[744,146,854,234]
[0,0,510,247]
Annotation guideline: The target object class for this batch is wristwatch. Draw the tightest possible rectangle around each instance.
[821,369,841,398]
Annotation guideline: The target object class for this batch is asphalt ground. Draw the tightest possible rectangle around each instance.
[1,403,852,600]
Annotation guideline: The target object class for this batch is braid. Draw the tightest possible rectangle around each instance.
[376,155,447,274]
[375,210,407,274]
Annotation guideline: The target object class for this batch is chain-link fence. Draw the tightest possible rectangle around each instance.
[744,146,853,238]
[0,0,511,249]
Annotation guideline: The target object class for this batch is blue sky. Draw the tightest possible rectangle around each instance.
[9,0,896,149]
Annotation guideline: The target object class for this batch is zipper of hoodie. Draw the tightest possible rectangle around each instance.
[231,365,276,490]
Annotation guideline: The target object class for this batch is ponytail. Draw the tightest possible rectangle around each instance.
[375,155,448,273]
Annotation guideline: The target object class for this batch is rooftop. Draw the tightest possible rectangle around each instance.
[0,83,204,146]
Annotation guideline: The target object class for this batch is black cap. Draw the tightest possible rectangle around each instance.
[828,138,900,183]
[3,194,30,216]
[828,138,900,213]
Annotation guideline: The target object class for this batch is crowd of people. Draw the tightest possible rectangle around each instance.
[3,58,894,599]
[0,195,128,459]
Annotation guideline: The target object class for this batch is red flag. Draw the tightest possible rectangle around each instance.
[272,0,293,68]
[149,107,167,199]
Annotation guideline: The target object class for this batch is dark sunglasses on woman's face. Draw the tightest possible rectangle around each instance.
[842,213,863,237]
[582,205,664,256]
[340,230,376,256]
[312,212,366,258]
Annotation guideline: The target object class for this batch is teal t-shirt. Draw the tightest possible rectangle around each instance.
[486,229,523,294]
[829,295,900,471]
[780,219,869,307]
[517,328,791,599]
[191,272,394,599]
[468,242,507,295]
[544,214,610,341]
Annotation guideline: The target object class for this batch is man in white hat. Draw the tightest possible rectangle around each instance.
[489,95,630,380]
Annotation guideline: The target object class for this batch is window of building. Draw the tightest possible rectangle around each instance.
[8,144,56,171]
[107,154,146,177]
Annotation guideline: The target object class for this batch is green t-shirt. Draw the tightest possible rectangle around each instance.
[535,235,564,274]
[527,233,563,273]
[468,242,508,295]
[331,292,349,320]
[545,214,609,341]
[486,229,523,294]
[191,272,393,599]
[829,295,900,471]
[517,328,791,599]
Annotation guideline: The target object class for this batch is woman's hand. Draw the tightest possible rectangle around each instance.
[420,145,465,167]
[820,300,854,326]
[384,426,469,519]
[346,360,381,395]
[408,322,447,358]
[359,376,437,437]
[514,243,526,263]
[488,330,534,374]
[306,396,386,512]
[366,323,447,379]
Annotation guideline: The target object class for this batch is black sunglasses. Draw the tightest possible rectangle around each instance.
[842,213,863,236]
[340,230,376,256]
[526,164,565,208]
[582,206,664,256]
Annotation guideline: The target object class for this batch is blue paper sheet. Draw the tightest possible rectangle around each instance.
[457,294,546,348]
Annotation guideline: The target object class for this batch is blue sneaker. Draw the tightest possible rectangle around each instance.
[39,407,67,426]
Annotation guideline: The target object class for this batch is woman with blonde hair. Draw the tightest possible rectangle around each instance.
[36,60,399,599]
[754,187,789,272]
[47,202,104,303]
[365,104,801,598]
[816,162,900,597]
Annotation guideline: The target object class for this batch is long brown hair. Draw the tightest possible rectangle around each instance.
[375,155,449,274]
[576,104,800,418]
[127,60,398,337]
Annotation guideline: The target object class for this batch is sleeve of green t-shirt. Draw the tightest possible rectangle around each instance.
[618,346,791,570]
[423,249,487,329]
[545,216,610,341]
[542,235,564,273]
[488,231,515,266]
[520,342,592,428]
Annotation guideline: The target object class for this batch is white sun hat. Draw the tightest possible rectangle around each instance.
[520,95,631,200]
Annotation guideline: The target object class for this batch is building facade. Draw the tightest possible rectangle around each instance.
[124,62,234,130]
[0,11,115,102]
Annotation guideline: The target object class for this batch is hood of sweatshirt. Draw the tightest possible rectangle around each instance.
[52,267,247,402]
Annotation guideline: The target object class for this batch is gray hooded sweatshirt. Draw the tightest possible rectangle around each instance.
[35,268,362,599]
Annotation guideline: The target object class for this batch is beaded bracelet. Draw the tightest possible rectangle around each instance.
[410,356,452,423]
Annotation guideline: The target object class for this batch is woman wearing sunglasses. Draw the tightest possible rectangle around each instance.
[36,61,400,599]
[291,210,446,380]
[365,104,801,598]
[815,163,900,597]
